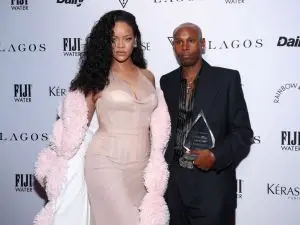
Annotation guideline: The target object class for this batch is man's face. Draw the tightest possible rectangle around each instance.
[173,27,205,67]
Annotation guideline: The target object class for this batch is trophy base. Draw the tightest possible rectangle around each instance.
[179,153,197,169]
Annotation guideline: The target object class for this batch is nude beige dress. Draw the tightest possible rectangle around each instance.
[84,70,157,225]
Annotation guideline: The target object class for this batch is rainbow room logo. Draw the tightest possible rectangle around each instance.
[273,83,300,103]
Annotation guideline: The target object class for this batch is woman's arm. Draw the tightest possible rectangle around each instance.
[85,92,100,125]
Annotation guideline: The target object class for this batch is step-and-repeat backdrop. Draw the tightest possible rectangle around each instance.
[0,0,299,224]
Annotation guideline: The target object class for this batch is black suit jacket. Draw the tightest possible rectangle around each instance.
[160,60,253,213]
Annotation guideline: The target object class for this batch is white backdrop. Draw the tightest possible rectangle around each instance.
[0,0,299,225]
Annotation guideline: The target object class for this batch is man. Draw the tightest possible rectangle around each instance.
[160,23,253,225]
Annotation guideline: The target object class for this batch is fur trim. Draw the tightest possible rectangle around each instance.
[139,88,171,225]
[49,120,63,152]
[58,90,88,159]
[139,194,169,225]
[34,90,88,225]
[34,147,56,187]
[143,152,169,195]
[44,157,68,201]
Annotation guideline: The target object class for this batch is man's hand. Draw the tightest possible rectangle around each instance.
[190,149,216,171]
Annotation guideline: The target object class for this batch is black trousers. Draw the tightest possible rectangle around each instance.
[165,165,235,225]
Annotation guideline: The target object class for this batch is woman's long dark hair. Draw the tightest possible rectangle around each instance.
[69,10,146,96]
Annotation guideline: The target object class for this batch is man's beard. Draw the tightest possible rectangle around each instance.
[179,58,199,67]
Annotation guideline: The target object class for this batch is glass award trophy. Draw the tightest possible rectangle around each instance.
[179,110,215,169]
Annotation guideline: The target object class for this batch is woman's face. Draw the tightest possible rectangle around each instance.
[112,21,135,63]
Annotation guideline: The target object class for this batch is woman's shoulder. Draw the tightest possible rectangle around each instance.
[140,68,155,86]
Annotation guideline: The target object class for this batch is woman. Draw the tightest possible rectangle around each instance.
[34,10,170,225]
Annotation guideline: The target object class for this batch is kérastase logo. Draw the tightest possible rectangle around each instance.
[63,38,83,56]
[15,174,33,192]
[267,183,300,200]
[167,37,263,50]
[14,84,32,103]
[118,0,129,8]
[0,132,48,142]
[277,36,300,47]
[49,86,67,97]
[56,0,84,7]
[273,83,300,103]
[0,42,46,53]
[11,0,28,10]
[281,131,299,151]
